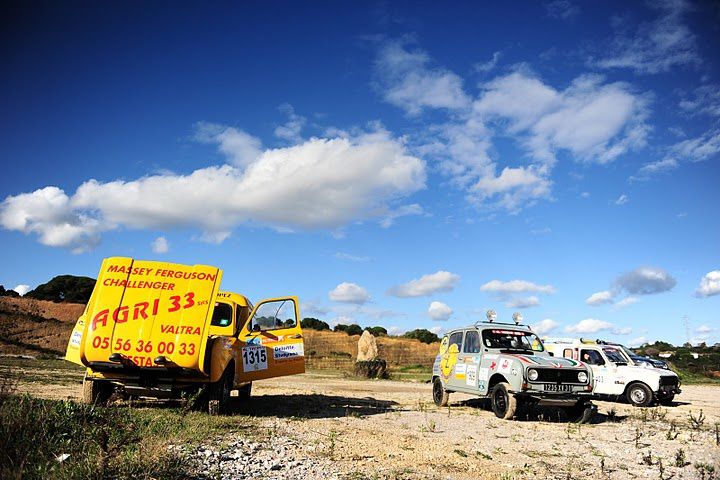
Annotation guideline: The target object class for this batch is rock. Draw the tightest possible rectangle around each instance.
[356,330,378,361]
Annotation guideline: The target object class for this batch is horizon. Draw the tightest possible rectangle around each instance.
[1,1,718,347]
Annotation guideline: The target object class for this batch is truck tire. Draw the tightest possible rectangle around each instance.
[82,376,113,406]
[432,377,449,407]
[626,382,654,407]
[491,382,517,420]
[208,365,233,415]
[238,382,252,400]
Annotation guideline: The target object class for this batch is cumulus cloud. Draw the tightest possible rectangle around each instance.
[480,279,555,295]
[695,270,720,298]
[151,236,169,254]
[593,0,700,74]
[274,104,306,144]
[506,296,541,309]
[12,284,30,296]
[615,266,676,295]
[1,125,426,251]
[532,318,559,335]
[615,296,639,308]
[375,39,470,115]
[586,290,614,306]
[628,336,648,348]
[564,318,615,334]
[329,282,371,304]
[388,270,460,298]
[428,301,453,321]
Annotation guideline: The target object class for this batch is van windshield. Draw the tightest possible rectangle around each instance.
[482,329,544,352]
[602,347,629,365]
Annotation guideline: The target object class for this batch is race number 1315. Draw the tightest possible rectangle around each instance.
[242,346,268,372]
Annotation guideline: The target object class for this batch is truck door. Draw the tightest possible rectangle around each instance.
[460,330,481,391]
[445,331,466,391]
[235,297,305,382]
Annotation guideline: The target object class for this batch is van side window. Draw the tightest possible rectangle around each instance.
[448,332,463,351]
[211,302,233,327]
[563,348,573,359]
[463,331,480,353]
[580,349,604,365]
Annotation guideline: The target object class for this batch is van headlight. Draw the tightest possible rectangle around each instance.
[578,371,588,383]
[528,369,539,381]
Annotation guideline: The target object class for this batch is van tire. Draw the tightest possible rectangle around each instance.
[208,365,233,415]
[626,382,654,407]
[432,377,449,407]
[491,382,517,420]
[238,382,252,400]
[82,376,113,406]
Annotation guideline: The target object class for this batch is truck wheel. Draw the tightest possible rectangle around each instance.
[491,382,517,420]
[82,376,113,406]
[238,382,252,400]
[208,366,233,415]
[432,377,449,407]
[626,382,654,407]
[565,402,596,423]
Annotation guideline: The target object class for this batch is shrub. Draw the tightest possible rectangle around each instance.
[403,329,440,344]
[300,317,330,331]
[25,275,96,304]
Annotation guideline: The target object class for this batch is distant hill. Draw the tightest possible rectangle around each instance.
[25,275,96,303]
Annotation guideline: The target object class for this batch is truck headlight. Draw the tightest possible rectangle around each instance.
[578,371,588,383]
[528,369,539,381]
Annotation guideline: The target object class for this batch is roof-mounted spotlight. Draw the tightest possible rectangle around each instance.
[512,312,523,325]
[486,309,497,323]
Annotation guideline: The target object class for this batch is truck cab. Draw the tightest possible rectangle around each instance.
[65,257,305,414]
[543,338,680,407]
[432,311,594,422]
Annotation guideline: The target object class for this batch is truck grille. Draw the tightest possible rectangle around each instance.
[532,368,583,384]
[659,376,678,387]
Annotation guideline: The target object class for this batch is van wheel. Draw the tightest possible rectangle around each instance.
[432,377,449,407]
[208,366,233,415]
[238,382,252,400]
[82,376,113,406]
[626,382,653,407]
[491,382,517,420]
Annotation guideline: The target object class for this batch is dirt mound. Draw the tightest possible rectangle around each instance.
[0,297,85,357]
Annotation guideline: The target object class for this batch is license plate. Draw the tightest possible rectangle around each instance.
[544,383,573,392]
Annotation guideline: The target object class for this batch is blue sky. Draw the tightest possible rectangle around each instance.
[1,0,719,347]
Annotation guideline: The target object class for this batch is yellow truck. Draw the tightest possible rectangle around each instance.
[65,257,305,414]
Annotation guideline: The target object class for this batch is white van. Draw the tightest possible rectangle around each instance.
[543,338,680,407]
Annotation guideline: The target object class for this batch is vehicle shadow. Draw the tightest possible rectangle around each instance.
[455,398,614,424]
[229,393,398,419]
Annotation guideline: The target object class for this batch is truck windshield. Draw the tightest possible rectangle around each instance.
[602,347,629,364]
[482,329,544,352]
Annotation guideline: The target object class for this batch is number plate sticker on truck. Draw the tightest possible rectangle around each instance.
[544,384,573,392]
[242,346,268,372]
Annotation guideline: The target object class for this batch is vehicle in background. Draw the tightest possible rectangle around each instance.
[66,257,305,414]
[543,338,680,407]
[604,341,671,370]
[432,311,595,422]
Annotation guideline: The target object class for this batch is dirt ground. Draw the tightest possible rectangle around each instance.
[4,360,719,479]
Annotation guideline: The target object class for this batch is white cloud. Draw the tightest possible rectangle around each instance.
[1,126,426,251]
[615,194,629,205]
[629,157,679,182]
[695,325,716,334]
[334,252,370,262]
[379,203,424,228]
[474,51,501,73]
[532,318,559,335]
[580,191,590,198]
[331,315,354,327]
[151,236,169,254]
[480,279,555,295]
[586,290,614,306]
[388,270,460,298]
[301,301,330,317]
[429,325,445,335]
[679,84,720,117]
[328,282,371,304]
[614,327,633,335]
[375,39,470,115]
[593,1,700,74]
[387,326,406,336]
[194,122,262,167]
[428,301,453,321]
[670,129,720,162]
[628,336,648,348]
[615,266,676,295]
[12,284,30,296]
[506,296,541,309]
[695,270,720,298]
[544,0,580,20]
[273,104,306,144]
[564,318,615,334]
[615,296,639,308]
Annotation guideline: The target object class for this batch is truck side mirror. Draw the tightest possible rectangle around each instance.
[548,351,554,357]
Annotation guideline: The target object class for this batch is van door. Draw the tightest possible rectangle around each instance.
[445,331,466,391]
[459,330,481,391]
[235,297,305,383]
